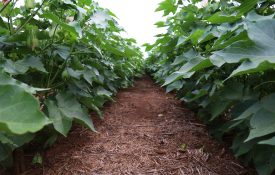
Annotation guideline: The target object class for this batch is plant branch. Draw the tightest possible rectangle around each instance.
[0,0,11,14]
[7,0,18,35]
[46,24,59,88]
[253,81,275,90]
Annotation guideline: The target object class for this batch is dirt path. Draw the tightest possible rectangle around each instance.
[23,76,253,175]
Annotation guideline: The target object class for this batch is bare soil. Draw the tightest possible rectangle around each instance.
[20,76,255,175]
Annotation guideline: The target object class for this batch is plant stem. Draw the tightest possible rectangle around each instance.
[49,44,75,86]
[7,0,17,35]
[253,81,275,90]
[0,0,11,14]
[51,82,65,89]
[49,58,68,86]
[41,37,64,52]
[46,24,59,88]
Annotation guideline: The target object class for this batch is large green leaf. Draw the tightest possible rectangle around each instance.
[56,92,96,132]
[212,19,275,80]
[0,85,50,134]
[229,60,275,78]
[234,102,261,121]
[166,80,184,93]
[179,57,212,73]
[163,71,194,86]
[246,94,275,141]
[212,20,275,66]
[45,100,72,136]
[54,45,71,60]
[212,40,274,64]
[163,57,212,86]
[2,56,47,75]
[245,109,275,142]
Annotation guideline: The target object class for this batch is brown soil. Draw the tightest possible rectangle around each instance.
[21,76,255,175]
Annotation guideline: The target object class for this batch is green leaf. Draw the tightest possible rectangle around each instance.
[125,46,141,57]
[171,55,186,66]
[45,100,72,136]
[245,109,275,142]
[231,133,256,157]
[166,80,184,93]
[262,94,275,113]
[163,71,194,86]
[235,0,258,15]
[154,21,166,28]
[247,20,275,48]
[103,43,125,57]
[246,11,275,22]
[96,86,113,97]
[89,10,111,29]
[229,60,275,78]
[8,133,34,148]
[176,36,188,46]
[80,97,103,119]
[207,0,257,24]
[207,12,240,24]
[155,0,177,16]
[259,137,275,146]
[179,57,212,73]
[0,134,16,146]
[54,45,71,60]
[212,20,275,65]
[56,92,96,132]
[181,89,208,102]
[19,56,47,73]
[0,85,50,134]
[222,82,244,100]
[188,29,205,45]
[234,102,261,121]
[3,56,47,75]
[208,100,232,121]
[211,30,248,51]
[0,17,8,30]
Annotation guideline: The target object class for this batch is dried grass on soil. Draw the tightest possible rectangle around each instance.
[20,76,255,174]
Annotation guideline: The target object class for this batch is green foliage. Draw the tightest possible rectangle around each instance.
[0,85,50,134]
[146,0,275,174]
[0,0,143,169]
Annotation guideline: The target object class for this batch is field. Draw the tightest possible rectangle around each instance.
[0,0,275,175]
